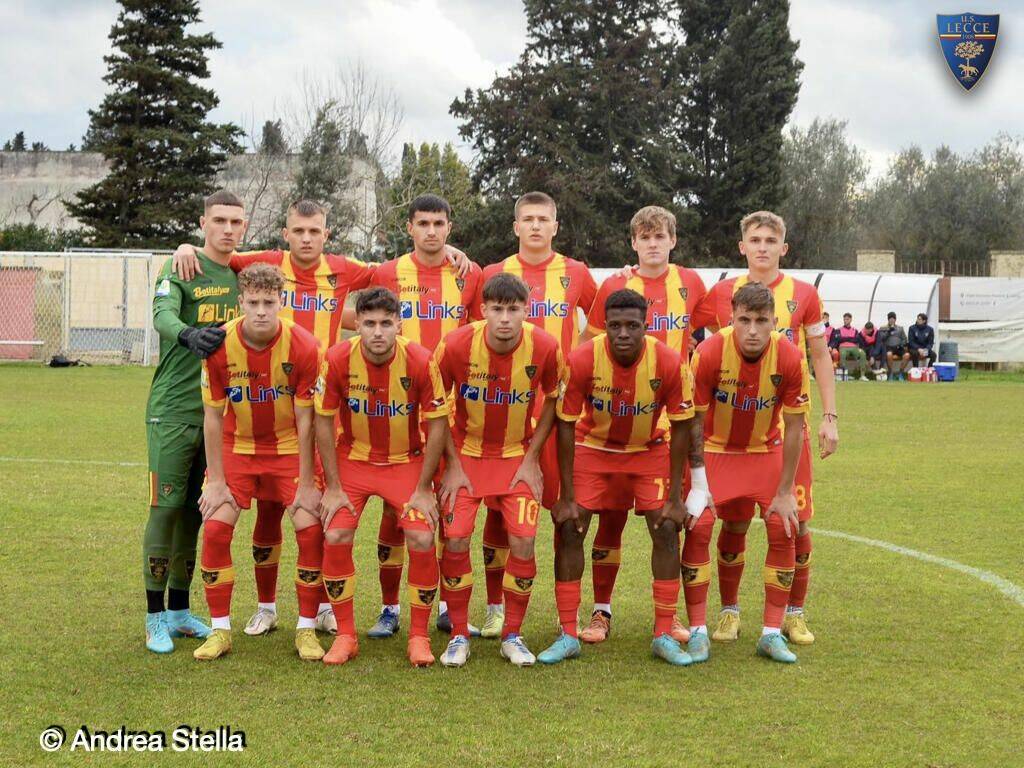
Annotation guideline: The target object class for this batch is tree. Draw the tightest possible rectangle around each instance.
[66,0,242,247]
[778,119,868,269]
[260,120,287,155]
[11,131,26,152]
[31,142,48,152]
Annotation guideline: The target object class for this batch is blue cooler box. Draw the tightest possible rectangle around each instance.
[935,362,958,382]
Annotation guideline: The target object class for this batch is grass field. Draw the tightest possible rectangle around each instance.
[2,364,1023,767]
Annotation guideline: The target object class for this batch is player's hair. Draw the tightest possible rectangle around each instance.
[630,205,676,239]
[604,288,648,317]
[408,194,452,221]
[887,311,897,319]
[482,273,529,305]
[917,313,928,322]
[287,199,327,222]
[204,189,244,212]
[731,282,774,314]
[514,191,557,219]
[864,321,875,330]
[843,312,852,319]
[740,210,786,240]
[237,262,285,295]
[356,286,401,316]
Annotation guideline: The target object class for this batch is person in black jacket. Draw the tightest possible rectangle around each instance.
[908,313,936,368]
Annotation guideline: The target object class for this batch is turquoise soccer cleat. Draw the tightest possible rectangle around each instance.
[686,631,711,664]
[756,632,798,664]
[146,613,174,654]
[651,633,693,666]
[537,632,582,665]
[166,610,212,639]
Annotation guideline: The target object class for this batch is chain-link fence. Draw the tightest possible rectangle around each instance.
[0,250,167,365]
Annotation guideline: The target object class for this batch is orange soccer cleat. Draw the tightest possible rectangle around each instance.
[670,615,691,644]
[407,636,435,668]
[579,611,611,644]
[323,634,360,665]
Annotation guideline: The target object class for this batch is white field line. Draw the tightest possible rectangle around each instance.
[0,456,144,468]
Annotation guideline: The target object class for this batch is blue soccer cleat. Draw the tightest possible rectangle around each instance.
[537,632,582,665]
[166,610,212,639]
[686,631,711,664]
[146,613,174,654]
[367,607,401,638]
[651,633,693,666]
[756,632,798,664]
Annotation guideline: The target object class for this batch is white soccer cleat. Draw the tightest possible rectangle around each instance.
[243,607,278,636]
[315,606,337,635]
[500,634,536,667]
[440,635,470,667]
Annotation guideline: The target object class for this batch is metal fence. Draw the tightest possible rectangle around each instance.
[897,257,990,277]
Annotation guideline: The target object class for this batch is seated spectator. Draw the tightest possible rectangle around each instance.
[908,313,936,368]
[823,312,831,333]
[832,313,868,379]
[878,311,910,380]
[861,322,883,372]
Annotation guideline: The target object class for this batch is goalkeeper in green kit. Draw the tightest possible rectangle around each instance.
[143,190,246,653]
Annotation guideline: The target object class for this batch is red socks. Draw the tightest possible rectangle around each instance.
[763,516,796,628]
[201,520,236,620]
[592,511,627,605]
[406,548,438,638]
[680,512,714,627]
[252,500,284,604]
[652,579,680,636]
[377,512,406,606]
[717,527,748,607]
[502,555,536,637]
[294,525,324,620]
[323,534,355,635]
[440,549,473,637]
[789,531,812,609]
[554,580,582,637]
[482,508,509,605]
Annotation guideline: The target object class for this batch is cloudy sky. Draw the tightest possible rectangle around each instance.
[2,0,1021,178]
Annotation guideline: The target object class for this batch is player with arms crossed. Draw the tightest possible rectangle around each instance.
[690,211,838,645]
[434,273,563,667]
[538,289,709,667]
[683,282,809,664]
[578,205,706,645]
[143,190,246,654]
[194,263,323,661]
[313,287,450,667]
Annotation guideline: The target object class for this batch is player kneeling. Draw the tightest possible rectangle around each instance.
[539,289,708,667]
[682,282,809,664]
[313,287,450,667]
[194,263,324,661]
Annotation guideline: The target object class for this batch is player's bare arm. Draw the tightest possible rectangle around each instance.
[550,417,581,531]
[683,415,713,529]
[655,417,689,530]
[290,405,322,517]
[438,430,473,513]
[806,333,839,458]
[405,417,448,532]
[509,397,556,503]
[766,410,806,538]
[199,404,236,520]
[313,411,353,530]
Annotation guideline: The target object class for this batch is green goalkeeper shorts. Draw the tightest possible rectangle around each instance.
[147,421,206,510]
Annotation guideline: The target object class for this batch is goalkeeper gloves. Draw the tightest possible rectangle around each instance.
[178,325,226,359]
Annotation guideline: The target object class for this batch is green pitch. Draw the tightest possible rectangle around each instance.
[2,365,1022,766]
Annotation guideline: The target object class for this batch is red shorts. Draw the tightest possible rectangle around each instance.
[706,451,782,516]
[224,452,299,509]
[795,432,814,522]
[574,444,669,513]
[333,457,431,532]
[446,454,539,539]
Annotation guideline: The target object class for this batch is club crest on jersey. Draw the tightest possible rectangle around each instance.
[937,14,999,91]
[560,276,571,289]
[400,376,412,391]
[282,362,294,375]
[771,374,783,386]
[327,275,337,288]
[525,365,537,379]
[455,277,465,291]
[786,300,798,313]
[679,287,688,300]
[649,378,662,391]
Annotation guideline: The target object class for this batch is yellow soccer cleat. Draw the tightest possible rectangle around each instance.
[193,629,232,661]
[480,606,505,639]
[782,612,815,645]
[711,610,741,642]
[295,628,326,661]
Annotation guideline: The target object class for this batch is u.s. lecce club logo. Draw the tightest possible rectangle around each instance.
[937,13,999,91]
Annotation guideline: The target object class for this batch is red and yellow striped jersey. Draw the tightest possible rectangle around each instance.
[202,317,320,456]
[691,327,809,454]
[586,265,707,355]
[690,272,826,350]
[558,335,694,453]
[434,320,562,459]
[480,252,597,356]
[370,252,484,352]
[314,335,449,464]
[230,250,373,348]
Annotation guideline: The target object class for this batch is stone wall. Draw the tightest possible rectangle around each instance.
[856,249,896,272]
[990,251,1024,278]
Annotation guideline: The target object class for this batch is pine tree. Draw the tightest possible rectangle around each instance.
[259,120,287,155]
[12,132,26,152]
[67,0,241,247]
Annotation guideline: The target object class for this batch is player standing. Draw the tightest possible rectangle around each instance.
[433,273,563,667]
[683,282,809,664]
[193,263,323,661]
[143,190,245,654]
[690,211,838,645]
[313,287,450,667]
[538,289,708,666]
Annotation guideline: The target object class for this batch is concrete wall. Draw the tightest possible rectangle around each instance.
[991,251,1024,278]
[856,249,896,272]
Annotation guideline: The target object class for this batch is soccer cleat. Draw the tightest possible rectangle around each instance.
[367,607,401,638]
[783,612,815,645]
[711,609,741,642]
[193,629,232,660]
[145,613,174,654]
[440,635,471,667]
[243,607,278,636]
[436,610,481,637]
[323,634,359,665]
[579,611,611,644]
[686,631,711,664]
[757,632,798,664]
[670,615,691,644]
[480,606,505,639]
[500,634,536,667]
[537,632,581,665]
[407,636,435,668]
[315,606,338,635]
[651,633,693,667]
[166,610,212,640]
[296,628,326,661]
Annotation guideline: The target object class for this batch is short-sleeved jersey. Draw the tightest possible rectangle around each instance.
[434,321,562,459]
[370,252,483,352]
[691,327,809,455]
[314,335,448,465]
[229,250,373,349]
[690,272,826,350]
[202,317,320,456]
[558,335,694,453]
[587,265,707,355]
[480,252,597,356]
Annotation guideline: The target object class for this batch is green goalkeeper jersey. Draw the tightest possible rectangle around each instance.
[145,251,240,426]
